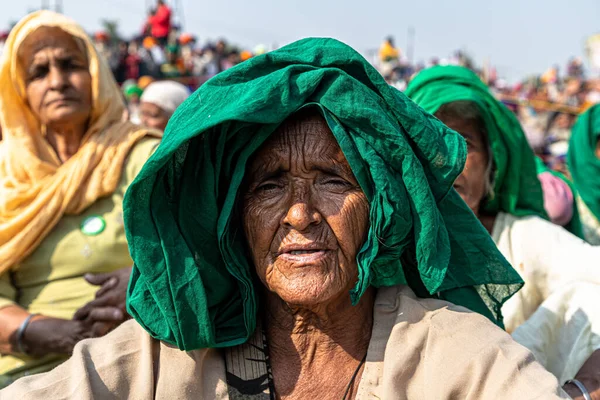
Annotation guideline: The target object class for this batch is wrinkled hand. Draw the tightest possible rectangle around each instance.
[21,317,93,356]
[563,349,600,400]
[73,266,132,336]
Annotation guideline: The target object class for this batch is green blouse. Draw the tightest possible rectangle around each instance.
[0,137,159,383]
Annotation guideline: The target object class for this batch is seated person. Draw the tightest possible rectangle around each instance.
[2,38,583,399]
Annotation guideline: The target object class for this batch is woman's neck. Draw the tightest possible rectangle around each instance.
[477,213,497,235]
[265,287,375,399]
[45,123,87,163]
[473,203,497,235]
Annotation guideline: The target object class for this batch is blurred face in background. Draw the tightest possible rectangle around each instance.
[128,42,139,55]
[140,101,170,131]
[554,113,575,130]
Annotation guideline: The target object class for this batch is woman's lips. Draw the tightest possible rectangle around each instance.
[47,97,78,106]
[277,250,330,263]
[276,242,332,263]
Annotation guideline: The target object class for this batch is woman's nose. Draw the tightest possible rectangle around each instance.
[281,189,323,231]
[48,65,69,90]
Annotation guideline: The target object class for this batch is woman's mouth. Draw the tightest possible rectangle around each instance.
[278,250,329,264]
[47,97,77,106]
[277,244,332,264]
[288,249,322,255]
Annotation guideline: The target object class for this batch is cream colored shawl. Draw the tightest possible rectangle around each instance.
[0,11,161,273]
[0,285,568,398]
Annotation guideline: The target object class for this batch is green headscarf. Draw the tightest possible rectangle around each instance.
[568,104,600,222]
[534,157,584,239]
[123,38,523,351]
[123,84,143,100]
[406,66,547,219]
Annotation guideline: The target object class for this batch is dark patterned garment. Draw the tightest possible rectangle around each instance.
[225,326,275,399]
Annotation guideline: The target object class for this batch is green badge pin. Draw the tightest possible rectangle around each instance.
[80,215,106,236]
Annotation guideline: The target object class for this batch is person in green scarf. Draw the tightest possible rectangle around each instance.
[123,83,144,101]
[568,104,600,245]
[1,39,573,399]
[123,83,144,123]
[407,65,600,392]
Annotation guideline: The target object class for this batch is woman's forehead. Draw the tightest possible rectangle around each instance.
[438,114,487,144]
[272,117,335,146]
[18,26,85,63]
[248,116,349,173]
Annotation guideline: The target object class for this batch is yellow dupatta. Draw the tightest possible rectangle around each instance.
[0,11,161,274]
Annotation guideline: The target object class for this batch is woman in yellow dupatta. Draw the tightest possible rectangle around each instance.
[0,11,161,386]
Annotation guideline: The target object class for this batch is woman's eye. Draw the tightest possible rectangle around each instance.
[63,60,77,70]
[142,111,159,118]
[60,58,85,71]
[322,178,352,187]
[465,139,478,151]
[256,182,282,192]
[29,66,48,80]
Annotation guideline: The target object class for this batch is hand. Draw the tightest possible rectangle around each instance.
[562,349,600,400]
[20,317,94,356]
[73,267,132,336]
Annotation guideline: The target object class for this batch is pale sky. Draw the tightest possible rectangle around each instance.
[3,0,600,81]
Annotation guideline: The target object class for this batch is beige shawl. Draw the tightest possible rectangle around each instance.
[0,285,568,399]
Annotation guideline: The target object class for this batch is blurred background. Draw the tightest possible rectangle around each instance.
[3,0,600,172]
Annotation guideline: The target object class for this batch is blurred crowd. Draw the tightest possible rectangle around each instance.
[0,4,596,175]
[377,37,600,177]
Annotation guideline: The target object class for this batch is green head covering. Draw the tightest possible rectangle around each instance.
[406,65,547,219]
[123,84,143,100]
[123,38,522,351]
[568,104,600,221]
[166,44,179,54]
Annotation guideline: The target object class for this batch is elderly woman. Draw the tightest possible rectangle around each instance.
[568,104,600,245]
[1,38,576,399]
[0,11,161,386]
[407,65,600,392]
[139,80,190,131]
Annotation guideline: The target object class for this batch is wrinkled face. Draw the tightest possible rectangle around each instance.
[242,115,370,306]
[20,27,92,128]
[441,117,491,216]
[140,102,170,131]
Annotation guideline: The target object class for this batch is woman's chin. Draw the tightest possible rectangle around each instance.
[46,109,90,126]
[270,277,349,307]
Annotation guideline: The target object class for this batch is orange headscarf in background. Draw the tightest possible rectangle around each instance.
[0,11,161,274]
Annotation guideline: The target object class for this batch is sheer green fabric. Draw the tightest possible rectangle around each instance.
[124,38,523,351]
[406,66,547,220]
[568,104,600,222]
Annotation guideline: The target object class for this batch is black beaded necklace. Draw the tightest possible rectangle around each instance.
[225,325,367,400]
[341,353,367,400]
